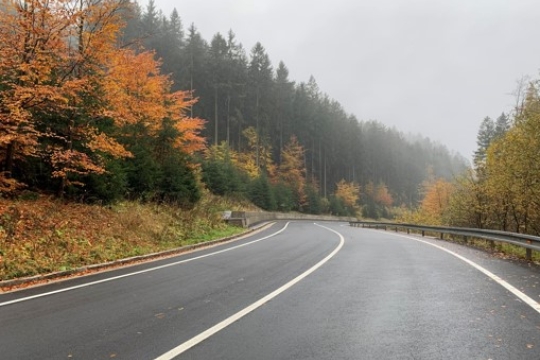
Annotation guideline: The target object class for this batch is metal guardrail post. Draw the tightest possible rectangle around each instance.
[527,240,532,260]
[421,230,425,237]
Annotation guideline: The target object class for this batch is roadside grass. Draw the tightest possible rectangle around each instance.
[0,191,247,281]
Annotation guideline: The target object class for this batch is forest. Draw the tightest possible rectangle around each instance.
[400,80,540,238]
[0,0,467,218]
[446,85,540,236]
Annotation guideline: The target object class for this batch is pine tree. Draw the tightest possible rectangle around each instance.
[494,112,510,139]
[247,42,273,168]
[182,24,210,121]
[274,61,295,163]
[209,33,229,145]
[473,116,495,169]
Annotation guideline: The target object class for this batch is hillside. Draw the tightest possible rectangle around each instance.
[0,194,246,281]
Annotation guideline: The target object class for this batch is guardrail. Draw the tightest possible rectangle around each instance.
[349,221,540,260]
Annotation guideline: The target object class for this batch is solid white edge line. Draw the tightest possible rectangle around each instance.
[153,223,345,360]
[0,222,291,308]
[380,230,540,314]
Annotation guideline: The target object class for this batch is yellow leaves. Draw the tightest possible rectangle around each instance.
[278,135,307,206]
[280,136,305,179]
[395,177,454,226]
[236,152,259,179]
[204,142,238,163]
[480,93,540,232]
[418,178,454,225]
[237,127,274,178]
[335,179,360,209]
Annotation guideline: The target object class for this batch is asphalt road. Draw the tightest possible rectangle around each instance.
[2,221,540,359]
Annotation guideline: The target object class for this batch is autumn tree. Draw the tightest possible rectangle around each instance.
[444,82,540,235]
[482,84,540,233]
[101,47,205,204]
[334,179,360,216]
[419,178,454,225]
[236,126,275,178]
[126,2,466,208]
[278,135,306,210]
[445,170,491,229]
[0,0,138,195]
[0,0,205,204]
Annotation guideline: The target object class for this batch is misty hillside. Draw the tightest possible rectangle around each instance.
[122,1,467,205]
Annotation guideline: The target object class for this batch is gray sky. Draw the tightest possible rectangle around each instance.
[151,0,540,160]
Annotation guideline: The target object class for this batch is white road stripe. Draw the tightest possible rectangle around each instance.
[0,222,290,307]
[384,231,540,314]
[153,223,345,360]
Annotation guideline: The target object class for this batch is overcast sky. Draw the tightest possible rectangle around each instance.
[150,0,540,160]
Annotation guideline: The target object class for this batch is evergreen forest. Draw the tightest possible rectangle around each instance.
[0,0,467,218]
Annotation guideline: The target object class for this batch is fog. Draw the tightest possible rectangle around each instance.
[151,0,540,159]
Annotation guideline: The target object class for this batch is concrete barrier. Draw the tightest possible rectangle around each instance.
[226,211,356,227]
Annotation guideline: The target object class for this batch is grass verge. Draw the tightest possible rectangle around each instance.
[0,192,247,281]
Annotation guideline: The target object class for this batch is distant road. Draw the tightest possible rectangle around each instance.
[2,221,540,359]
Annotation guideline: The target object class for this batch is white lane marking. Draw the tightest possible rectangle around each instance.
[154,223,345,360]
[0,222,290,308]
[380,231,540,314]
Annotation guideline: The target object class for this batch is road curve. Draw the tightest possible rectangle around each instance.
[1,221,540,359]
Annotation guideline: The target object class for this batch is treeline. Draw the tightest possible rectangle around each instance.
[402,78,540,236]
[121,1,466,208]
[0,0,203,207]
[0,0,466,217]
[448,81,540,234]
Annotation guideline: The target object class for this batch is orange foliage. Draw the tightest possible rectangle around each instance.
[420,178,454,224]
[0,0,132,190]
[374,182,393,207]
[103,50,170,127]
[0,0,204,193]
[335,179,360,209]
[103,49,206,154]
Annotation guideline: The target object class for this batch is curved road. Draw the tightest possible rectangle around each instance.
[1,221,540,359]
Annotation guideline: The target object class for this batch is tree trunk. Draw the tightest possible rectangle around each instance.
[214,86,218,145]
[4,142,15,176]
